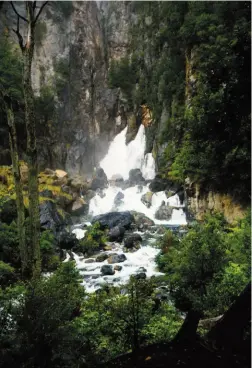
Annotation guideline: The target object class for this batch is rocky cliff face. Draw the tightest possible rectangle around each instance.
[185,180,247,223]
[0,1,133,176]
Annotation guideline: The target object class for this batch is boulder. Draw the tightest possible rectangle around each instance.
[92,211,134,230]
[141,191,153,208]
[129,169,145,185]
[70,197,89,216]
[39,201,66,233]
[84,190,96,202]
[91,168,108,190]
[55,169,68,179]
[114,191,124,207]
[107,254,127,264]
[124,233,142,248]
[133,272,146,280]
[114,265,122,271]
[155,201,173,220]
[84,259,95,263]
[103,244,113,251]
[96,253,109,262]
[108,225,125,241]
[130,211,154,229]
[101,265,115,276]
[137,267,147,273]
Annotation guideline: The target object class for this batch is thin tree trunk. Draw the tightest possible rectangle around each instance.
[5,102,27,274]
[22,3,40,278]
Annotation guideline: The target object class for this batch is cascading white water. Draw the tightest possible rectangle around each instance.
[71,123,187,292]
[100,125,155,180]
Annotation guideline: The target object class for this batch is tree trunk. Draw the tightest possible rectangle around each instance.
[174,309,201,343]
[22,2,41,278]
[207,282,251,349]
[5,102,27,275]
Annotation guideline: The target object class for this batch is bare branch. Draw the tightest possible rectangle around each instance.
[34,1,48,24]
[10,1,28,23]
[33,1,37,11]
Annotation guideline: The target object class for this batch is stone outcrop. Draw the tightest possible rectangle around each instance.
[185,180,247,223]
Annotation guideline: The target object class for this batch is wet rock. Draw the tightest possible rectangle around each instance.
[39,201,67,234]
[155,201,173,220]
[130,211,154,229]
[92,211,134,229]
[101,265,115,275]
[113,277,121,282]
[114,265,122,271]
[141,191,153,208]
[84,258,95,263]
[108,225,125,241]
[114,191,124,206]
[137,267,147,273]
[129,168,145,185]
[96,253,109,262]
[110,174,124,183]
[107,254,127,264]
[124,233,142,248]
[133,272,146,280]
[91,168,108,190]
[84,190,96,202]
[70,197,89,216]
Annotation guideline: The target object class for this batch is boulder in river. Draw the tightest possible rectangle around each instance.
[107,254,127,264]
[155,201,173,220]
[129,168,145,186]
[114,191,124,207]
[149,175,181,193]
[108,225,125,241]
[130,211,154,229]
[91,168,108,190]
[96,253,109,262]
[133,272,146,280]
[114,265,122,271]
[101,265,115,275]
[124,233,142,248]
[141,191,153,208]
[92,211,134,229]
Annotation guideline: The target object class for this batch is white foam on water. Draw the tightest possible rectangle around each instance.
[100,125,155,180]
[72,229,87,240]
[71,244,162,293]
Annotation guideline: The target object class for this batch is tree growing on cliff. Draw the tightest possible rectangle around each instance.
[10,1,48,278]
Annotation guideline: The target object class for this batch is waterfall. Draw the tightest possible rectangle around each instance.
[71,123,187,292]
[100,125,155,180]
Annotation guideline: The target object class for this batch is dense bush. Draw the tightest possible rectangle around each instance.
[76,222,107,256]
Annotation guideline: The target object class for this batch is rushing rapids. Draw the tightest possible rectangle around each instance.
[70,124,187,292]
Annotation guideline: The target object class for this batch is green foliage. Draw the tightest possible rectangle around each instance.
[156,212,250,318]
[0,262,87,368]
[0,35,22,101]
[77,222,107,256]
[40,230,60,272]
[141,302,182,344]
[0,222,20,268]
[0,260,16,288]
